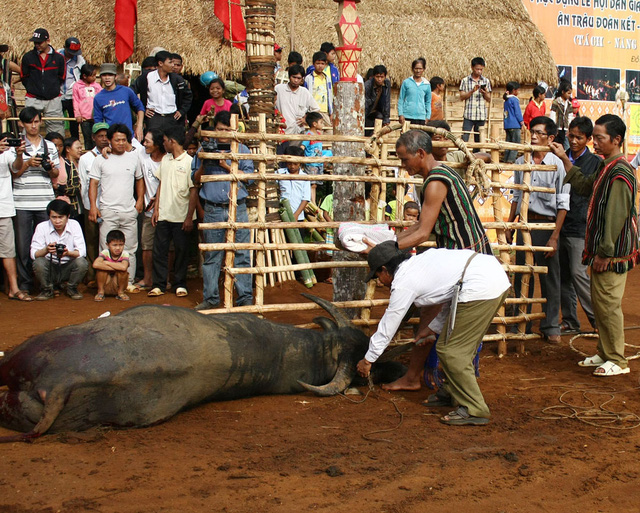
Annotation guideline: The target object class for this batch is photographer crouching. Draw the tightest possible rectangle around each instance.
[30,199,88,300]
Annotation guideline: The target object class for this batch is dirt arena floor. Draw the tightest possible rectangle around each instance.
[2,273,640,513]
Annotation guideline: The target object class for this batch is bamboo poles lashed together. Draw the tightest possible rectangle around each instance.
[196,115,556,349]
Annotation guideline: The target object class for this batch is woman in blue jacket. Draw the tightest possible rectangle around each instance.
[398,57,431,125]
[503,81,524,163]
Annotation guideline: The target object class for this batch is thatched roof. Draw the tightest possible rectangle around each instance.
[0,0,557,86]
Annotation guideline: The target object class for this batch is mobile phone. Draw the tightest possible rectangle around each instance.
[5,137,22,147]
[480,84,487,91]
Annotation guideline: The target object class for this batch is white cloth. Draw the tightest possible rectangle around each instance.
[145,70,177,114]
[78,147,100,211]
[513,152,570,216]
[364,248,510,363]
[139,152,161,217]
[338,222,396,252]
[630,151,640,170]
[30,218,87,264]
[0,150,16,218]
[88,152,142,212]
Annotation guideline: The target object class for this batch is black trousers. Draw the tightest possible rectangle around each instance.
[152,221,189,291]
[145,114,180,133]
[61,99,79,138]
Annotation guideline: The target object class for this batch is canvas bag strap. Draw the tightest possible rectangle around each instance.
[446,252,480,340]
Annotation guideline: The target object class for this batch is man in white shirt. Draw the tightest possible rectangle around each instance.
[275,65,320,135]
[506,116,570,343]
[78,122,110,283]
[30,199,88,300]
[89,124,144,284]
[356,242,510,426]
[0,135,28,301]
[8,107,60,293]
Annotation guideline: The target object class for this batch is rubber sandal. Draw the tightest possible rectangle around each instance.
[593,361,630,377]
[578,354,606,367]
[133,281,151,292]
[116,292,130,301]
[94,293,105,302]
[422,393,453,407]
[440,406,489,426]
[147,288,165,297]
[8,291,33,302]
[126,284,139,294]
[176,287,188,297]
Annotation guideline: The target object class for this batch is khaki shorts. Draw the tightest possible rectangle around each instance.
[141,216,156,251]
[0,218,16,258]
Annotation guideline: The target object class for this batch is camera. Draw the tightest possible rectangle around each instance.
[55,243,65,259]
[39,153,53,172]
[201,139,231,166]
[5,137,22,147]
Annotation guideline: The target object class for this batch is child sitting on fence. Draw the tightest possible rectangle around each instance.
[302,111,325,204]
[276,146,310,222]
[93,229,130,302]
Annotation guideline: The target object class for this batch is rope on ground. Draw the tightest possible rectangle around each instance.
[339,375,405,443]
[569,330,640,360]
[517,382,640,430]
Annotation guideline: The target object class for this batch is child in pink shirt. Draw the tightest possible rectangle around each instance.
[72,64,102,149]
[200,77,232,118]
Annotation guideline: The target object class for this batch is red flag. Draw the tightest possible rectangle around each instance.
[115,0,138,63]
[214,0,246,50]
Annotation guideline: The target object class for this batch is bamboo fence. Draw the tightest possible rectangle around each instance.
[199,114,561,355]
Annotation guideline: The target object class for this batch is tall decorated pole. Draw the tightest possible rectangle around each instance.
[331,0,366,310]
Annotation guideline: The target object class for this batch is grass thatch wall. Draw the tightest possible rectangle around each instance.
[0,0,556,87]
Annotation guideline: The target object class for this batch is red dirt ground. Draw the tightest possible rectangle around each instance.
[2,275,640,513]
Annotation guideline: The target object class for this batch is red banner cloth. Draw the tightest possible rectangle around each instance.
[115,0,137,63]
[214,0,246,50]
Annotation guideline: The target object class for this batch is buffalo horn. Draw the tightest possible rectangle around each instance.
[301,294,351,328]
[297,359,353,396]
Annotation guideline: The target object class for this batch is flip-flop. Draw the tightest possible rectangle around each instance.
[8,291,33,302]
[578,354,606,367]
[116,292,130,301]
[440,406,489,426]
[132,282,151,292]
[94,293,105,302]
[147,288,165,297]
[176,287,188,297]
[593,361,630,377]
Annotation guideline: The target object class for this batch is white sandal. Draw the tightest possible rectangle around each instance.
[593,361,630,377]
[578,354,606,367]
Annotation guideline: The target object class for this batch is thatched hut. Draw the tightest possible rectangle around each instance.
[1,0,556,128]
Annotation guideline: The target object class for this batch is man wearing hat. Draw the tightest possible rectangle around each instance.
[57,37,85,139]
[20,28,66,135]
[357,241,510,426]
[78,122,110,282]
[93,63,145,142]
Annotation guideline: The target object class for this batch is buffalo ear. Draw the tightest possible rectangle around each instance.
[313,317,337,332]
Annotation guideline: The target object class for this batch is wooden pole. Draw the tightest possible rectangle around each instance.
[223,115,241,307]
[255,113,268,305]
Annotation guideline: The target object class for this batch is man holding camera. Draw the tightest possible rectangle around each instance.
[30,199,88,300]
[192,111,254,310]
[8,107,59,294]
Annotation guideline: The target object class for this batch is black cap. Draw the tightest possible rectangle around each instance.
[64,37,82,55]
[365,240,403,282]
[30,28,49,43]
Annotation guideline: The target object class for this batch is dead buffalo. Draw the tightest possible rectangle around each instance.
[0,296,403,442]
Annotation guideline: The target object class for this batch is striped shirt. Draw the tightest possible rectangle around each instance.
[421,164,491,254]
[8,138,58,211]
[459,75,491,121]
[99,248,130,264]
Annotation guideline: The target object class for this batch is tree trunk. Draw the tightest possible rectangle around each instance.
[332,81,366,315]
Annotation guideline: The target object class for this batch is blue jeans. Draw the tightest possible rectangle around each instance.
[202,201,253,306]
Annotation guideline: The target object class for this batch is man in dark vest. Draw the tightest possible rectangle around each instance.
[551,114,638,377]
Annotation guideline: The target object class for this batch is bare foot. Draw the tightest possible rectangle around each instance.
[381,375,422,391]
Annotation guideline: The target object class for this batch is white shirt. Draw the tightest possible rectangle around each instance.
[88,151,142,212]
[30,218,87,264]
[78,147,100,211]
[513,152,571,217]
[146,70,177,114]
[275,83,320,134]
[139,152,161,217]
[0,150,16,218]
[364,249,510,363]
